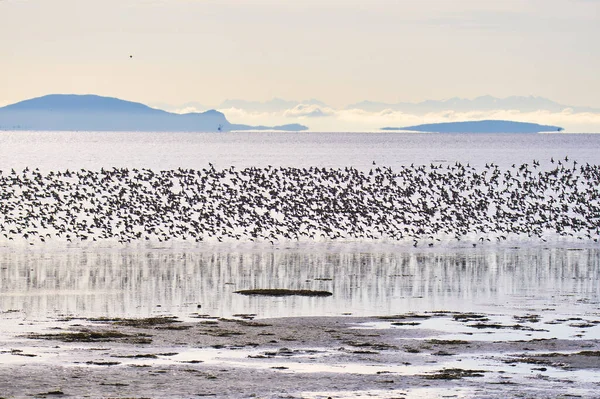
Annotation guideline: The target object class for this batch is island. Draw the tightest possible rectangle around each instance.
[0,94,308,132]
[382,120,564,133]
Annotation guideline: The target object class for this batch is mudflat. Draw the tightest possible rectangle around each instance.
[1,311,599,399]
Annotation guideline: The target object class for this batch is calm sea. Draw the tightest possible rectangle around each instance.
[1,131,600,170]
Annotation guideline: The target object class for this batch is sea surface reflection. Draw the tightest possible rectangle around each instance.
[1,244,599,320]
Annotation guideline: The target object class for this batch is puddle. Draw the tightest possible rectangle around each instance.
[352,312,600,342]
[300,387,475,399]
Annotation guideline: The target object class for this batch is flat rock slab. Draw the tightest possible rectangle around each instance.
[234,289,333,296]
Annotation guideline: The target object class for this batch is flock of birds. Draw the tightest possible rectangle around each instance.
[0,158,599,246]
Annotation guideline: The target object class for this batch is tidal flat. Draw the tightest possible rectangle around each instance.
[1,312,599,399]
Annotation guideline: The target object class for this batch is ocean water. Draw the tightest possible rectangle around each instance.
[1,131,600,322]
[1,131,600,170]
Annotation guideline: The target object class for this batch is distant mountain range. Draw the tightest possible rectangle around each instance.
[348,95,600,114]
[0,94,308,132]
[383,120,564,133]
[218,98,327,112]
[153,95,598,117]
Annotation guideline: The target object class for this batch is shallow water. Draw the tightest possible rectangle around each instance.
[1,243,598,322]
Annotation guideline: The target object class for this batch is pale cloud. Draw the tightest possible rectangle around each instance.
[169,106,205,115]
[217,107,280,123]
[283,104,336,118]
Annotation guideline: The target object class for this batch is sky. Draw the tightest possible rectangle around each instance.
[1,0,600,131]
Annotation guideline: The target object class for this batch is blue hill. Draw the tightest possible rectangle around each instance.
[0,94,308,132]
[382,120,564,133]
[3,94,162,114]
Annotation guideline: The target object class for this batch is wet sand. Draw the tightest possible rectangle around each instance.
[1,312,599,399]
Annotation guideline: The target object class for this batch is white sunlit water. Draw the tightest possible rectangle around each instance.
[0,131,599,325]
[1,244,599,324]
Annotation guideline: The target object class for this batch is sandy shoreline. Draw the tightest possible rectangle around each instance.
[1,311,599,399]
